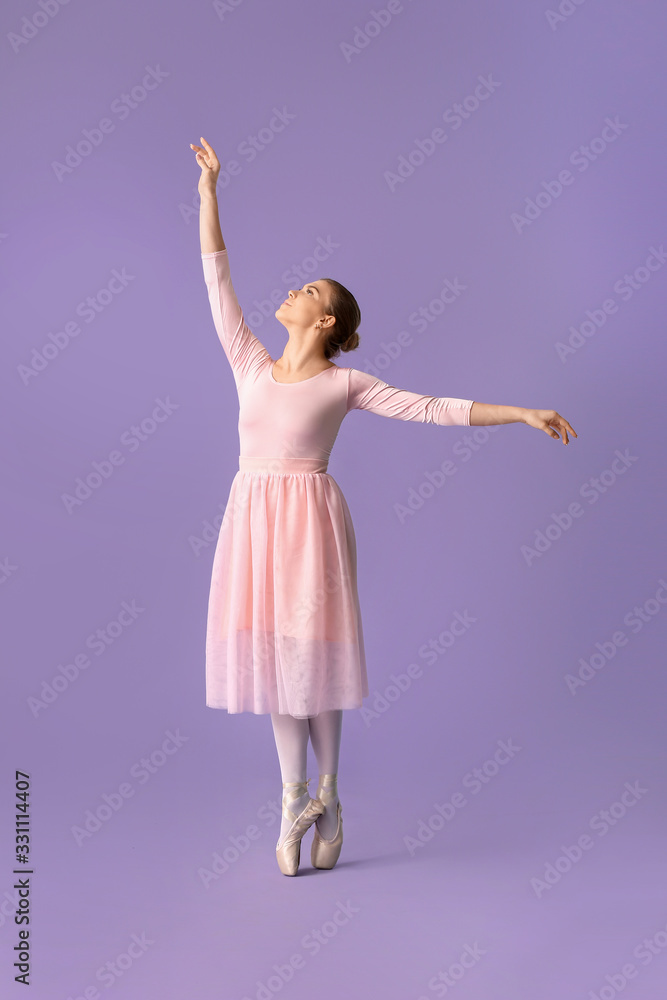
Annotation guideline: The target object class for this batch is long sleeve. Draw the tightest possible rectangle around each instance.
[201,249,272,384]
[346,368,474,427]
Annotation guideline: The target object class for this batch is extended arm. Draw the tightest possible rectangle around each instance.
[348,370,577,444]
[470,402,523,425]
[347,369,473,426]
[470,402,577,444]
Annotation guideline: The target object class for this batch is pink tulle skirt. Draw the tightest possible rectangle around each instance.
[205,457,368,717]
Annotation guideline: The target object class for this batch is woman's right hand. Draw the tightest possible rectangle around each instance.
[190,136,220,196]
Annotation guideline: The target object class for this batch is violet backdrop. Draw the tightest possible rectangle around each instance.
[1,1,666,998]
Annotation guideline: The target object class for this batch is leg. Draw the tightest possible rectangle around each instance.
[308,709,342,839]
[270,712,311,844]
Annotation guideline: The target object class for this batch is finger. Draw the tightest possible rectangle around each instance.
[554,419,569,445]
[200,136,219,165]
[555,414,577,442]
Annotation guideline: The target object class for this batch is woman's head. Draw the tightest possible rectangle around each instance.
[275,278,361,359]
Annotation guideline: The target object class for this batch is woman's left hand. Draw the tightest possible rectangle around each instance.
[522,409,578,445]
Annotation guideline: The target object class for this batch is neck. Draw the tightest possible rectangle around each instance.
[275,343,332,375]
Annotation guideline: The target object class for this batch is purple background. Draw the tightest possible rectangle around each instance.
[2,0,666,997]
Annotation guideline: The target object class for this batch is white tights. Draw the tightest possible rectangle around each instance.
[270,709,342,841]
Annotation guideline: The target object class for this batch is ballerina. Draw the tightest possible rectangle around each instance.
[190,135,577,876]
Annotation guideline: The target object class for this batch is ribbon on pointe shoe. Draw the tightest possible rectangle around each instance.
[276,779,325,877]
[277,779,324,849]
[315,773,338,808]
[312,772,343,867]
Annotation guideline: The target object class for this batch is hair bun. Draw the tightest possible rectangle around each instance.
[320,278,362,360]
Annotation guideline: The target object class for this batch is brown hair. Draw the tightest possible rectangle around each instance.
[320,278,361,360]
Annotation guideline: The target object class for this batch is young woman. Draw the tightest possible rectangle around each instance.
[190,136,577,877]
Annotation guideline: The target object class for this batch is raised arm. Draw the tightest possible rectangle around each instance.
[347,368,474,426]
[191,136,225,254]
[191,137,271,382]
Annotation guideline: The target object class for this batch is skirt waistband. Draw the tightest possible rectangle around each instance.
[238,456,329,475]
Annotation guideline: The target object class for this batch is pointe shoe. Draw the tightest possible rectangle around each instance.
[275,779,325,877]
[311,773,343,870]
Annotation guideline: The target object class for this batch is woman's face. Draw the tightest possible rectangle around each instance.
[275,279,333,331]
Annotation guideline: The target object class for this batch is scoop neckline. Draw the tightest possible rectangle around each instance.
[269,361,338,385]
